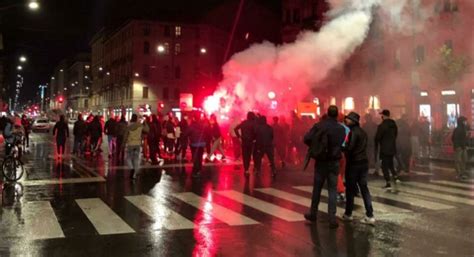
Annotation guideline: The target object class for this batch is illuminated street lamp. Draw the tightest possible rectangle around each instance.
[17,65,23,71]
[157,45,165,53]
[200,48,207,54]
[19,56,27,63]
[28,1,39,10]
[268,91,276,100]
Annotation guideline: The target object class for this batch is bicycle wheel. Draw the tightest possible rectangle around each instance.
[2,157,25,182]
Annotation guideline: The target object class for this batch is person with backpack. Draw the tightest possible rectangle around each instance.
[235,112,257,175]
[303,106,346,229]
[375,109,399,189]
[342,112,375,225]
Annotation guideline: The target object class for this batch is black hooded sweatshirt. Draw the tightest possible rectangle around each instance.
[375,118,398,157]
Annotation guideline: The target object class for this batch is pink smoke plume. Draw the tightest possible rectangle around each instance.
[203,0,420,120]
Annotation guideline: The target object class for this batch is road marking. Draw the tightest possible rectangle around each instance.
[255,188,347,214]
[293,186,412,213]
[125,195,195,230]
[76,198,135,235]
[431,180,474,190]
[23,177,105,186]
[173,192,258,226]
[24,201,65,240]
[371,181,474,206]
[215,190,304,222]
[368,186,455,210]
[403,181,474,197]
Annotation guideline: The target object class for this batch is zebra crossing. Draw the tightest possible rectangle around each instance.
[1,179,473,240]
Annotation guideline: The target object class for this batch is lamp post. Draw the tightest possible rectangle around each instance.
[39,84,47,112]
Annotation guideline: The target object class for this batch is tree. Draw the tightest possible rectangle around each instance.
[432,44,471,86]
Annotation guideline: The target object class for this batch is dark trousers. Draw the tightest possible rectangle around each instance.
[116,136,125,161]
[254,146,276,172]
[381,155,398,183]
[310,161,339,223]
[5,143,13,156]
[149,138,161,163]
[345,161,374,217]
[231,137,241,160]
[57,140,66,155]
[191,146,204,173]
[23,132,30,148]
[73,137,84,155]
[275,143,286,163]
[241,142,254,171]
[176,138,188,159]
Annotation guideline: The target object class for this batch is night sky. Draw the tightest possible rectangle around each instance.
[1,0,280,103]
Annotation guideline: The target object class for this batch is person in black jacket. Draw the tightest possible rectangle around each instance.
[148,114,164,165]
[254,116,276,177]
[303,106,346,229]
[375,109,399,189]
[234,112,257,175]
[88,116,103,156]
[452,116,469,180]
[396,114,412,173]
[185,113,207,178]
[73,114,87,156]
[53,115,69,158]
[342,112,375,225]
[104,116,117,157]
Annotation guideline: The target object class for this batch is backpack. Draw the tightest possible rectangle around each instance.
[303,125,328,170]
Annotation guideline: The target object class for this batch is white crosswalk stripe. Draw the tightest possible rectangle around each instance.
[431,180,474,190]
[173,192,259,226]
[371,181,474,206]
[368,186,455,210]
[215,190,305,222]
[293,186,412,214]
[402,181,474,197]
[76,198,135,235]
[125,195,195,230]
[24,201,65,240]
[254,187,347,214]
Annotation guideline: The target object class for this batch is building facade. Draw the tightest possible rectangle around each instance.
[281,0,473,130]
[49,59,69,111]
[66,53,91,117]
[89,20,228,119]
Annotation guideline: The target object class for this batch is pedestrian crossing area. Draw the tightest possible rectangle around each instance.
[1,179,473,241]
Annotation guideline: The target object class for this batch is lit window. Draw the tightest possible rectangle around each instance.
[344,97,355,111]
[369,96,381,110]
[420,91,428,96]
[175,26,181,37]
[441,90,456,96]
[330,97,336,106]
[164,43,170,54]
[175,43,181,55]
[84,65,90,69]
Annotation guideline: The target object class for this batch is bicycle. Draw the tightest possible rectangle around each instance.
[2,134,25,182]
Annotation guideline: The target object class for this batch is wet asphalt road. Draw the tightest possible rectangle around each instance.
[0,132,473,257]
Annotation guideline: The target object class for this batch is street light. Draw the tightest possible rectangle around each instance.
[28,1,39,11]
[17,65,23,71]
[157,45,165,53]
[19,56,27,63]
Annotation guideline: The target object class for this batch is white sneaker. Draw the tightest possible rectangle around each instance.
[158,159,165,166]
[360,216,376,225]
[342,214,353,221]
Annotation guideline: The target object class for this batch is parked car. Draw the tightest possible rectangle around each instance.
[32,118,52,133]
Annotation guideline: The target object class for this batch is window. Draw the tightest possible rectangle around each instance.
[415,45,425,64]
[142,86,149,99]
[164,42,170,54]
[163,87,169,100]
[143,41,150,55]
[175,66,181,79]
[175,26,182,37]
[163,66,170,79]
[285,9,291,23]
[174,88,180,100]
[175,43,181,55]
[143,25,151,36]
[164,26,171,37]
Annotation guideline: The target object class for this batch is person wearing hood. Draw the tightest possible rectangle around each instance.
[343,112,375,225]
[73,114,87,156]
[375,109,399,189]
[124,114,144,179]
[452,116,470,180]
